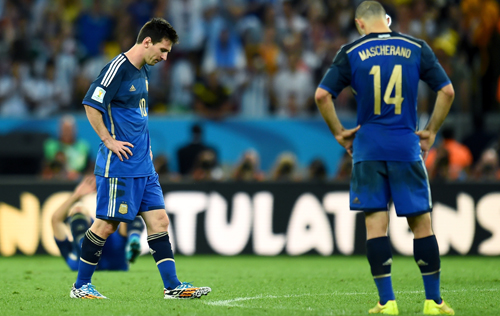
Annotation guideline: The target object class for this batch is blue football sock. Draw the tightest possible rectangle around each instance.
[128,216,145,240]
[367,236,395,305]
[147,232,181,290]
[414,235,442,304]
[75,230,106,289]
[70,213,89,258]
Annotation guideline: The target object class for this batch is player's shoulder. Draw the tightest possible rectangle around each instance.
[390,32,426,48]
[100,53,128,87]
[344,32,425,54]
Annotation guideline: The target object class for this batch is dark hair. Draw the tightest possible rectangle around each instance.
[355,1,386,19]
[136,18,179,45]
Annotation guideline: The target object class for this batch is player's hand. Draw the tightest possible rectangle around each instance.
[104,138,134,161]
[74,175,96,198]
[415,130,436,160]
[335,125,361,157]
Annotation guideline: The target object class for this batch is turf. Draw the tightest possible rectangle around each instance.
[0,255,499,316]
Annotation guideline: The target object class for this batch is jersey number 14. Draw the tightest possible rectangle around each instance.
[369,65,404,115]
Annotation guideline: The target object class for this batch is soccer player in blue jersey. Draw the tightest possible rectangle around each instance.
[69,18,211,299]
[52,175,144,271]
[315,2,455,315]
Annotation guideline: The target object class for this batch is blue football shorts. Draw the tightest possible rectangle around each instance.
[95,172,165,223]
[349,160,432,217]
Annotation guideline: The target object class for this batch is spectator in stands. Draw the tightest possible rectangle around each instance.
[271,152,299,181]
[239,53,271,117]
[307,158,327,182]
[232,149,265,182]
[272,52,314,116]
[428,146,451,182]
[193,71,233,120]
[472,148,500,181]
[191,149,224,181]
[0,62,29,117]
[43,115,90,180]
[202,26,246,92]
[75,2,114,58]
[154,153,178,181]
[177,124,216,176]
[334,152,352,182]
[24,60,63,117]
[425,127,473,181]
[462,116,496,165]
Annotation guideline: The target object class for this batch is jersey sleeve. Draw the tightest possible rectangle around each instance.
[82,55,126,112]
[318,47,352,98]
[419,41,451,92]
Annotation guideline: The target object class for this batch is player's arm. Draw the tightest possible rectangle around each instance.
[315,88,360,156]
[315,47,360,156]
[416,84,454,160]
[416,41,455,160]
[82,56,134,161]
[84,105,134,161]
[51,175,96,241]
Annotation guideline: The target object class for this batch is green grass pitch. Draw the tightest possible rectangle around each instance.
[1,255,499,315]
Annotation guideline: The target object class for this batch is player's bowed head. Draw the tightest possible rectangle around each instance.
[354,1,392,36]
[127,18,179,68]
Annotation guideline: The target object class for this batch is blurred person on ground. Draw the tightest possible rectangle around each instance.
[315,2,455,314]
[193,71,233,119]
[425,127,472,181]
[191,149,224,181]
[52,175,146,271]
[72,18,210,300]
[43,115,91,180]
[177,124,217,176]
[271,152,299,181]
[232,149,265,182]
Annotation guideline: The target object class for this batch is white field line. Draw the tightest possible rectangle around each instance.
[203,288,499,309]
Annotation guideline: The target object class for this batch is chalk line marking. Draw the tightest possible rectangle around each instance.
[203,288,499,310]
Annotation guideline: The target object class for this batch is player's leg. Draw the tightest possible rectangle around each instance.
[407,214,454,315]
[351,161,398,314]
[52,206,89,271]
[365,211,397,315]
[69,206,92,259]
[140,173,211,299]
[125,216,145,263]
[71,176,129,299]
[389,161,453,315]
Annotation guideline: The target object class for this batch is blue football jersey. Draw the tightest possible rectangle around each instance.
[83,54,155,178]
[319,32,451,163]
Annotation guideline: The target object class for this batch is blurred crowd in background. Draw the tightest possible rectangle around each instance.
[2,0,500,182]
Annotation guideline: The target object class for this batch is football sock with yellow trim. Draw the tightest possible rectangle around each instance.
[75,230,105,288]
[367,236,395,305]
[147,232,181,290]
[414,235,441,304]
